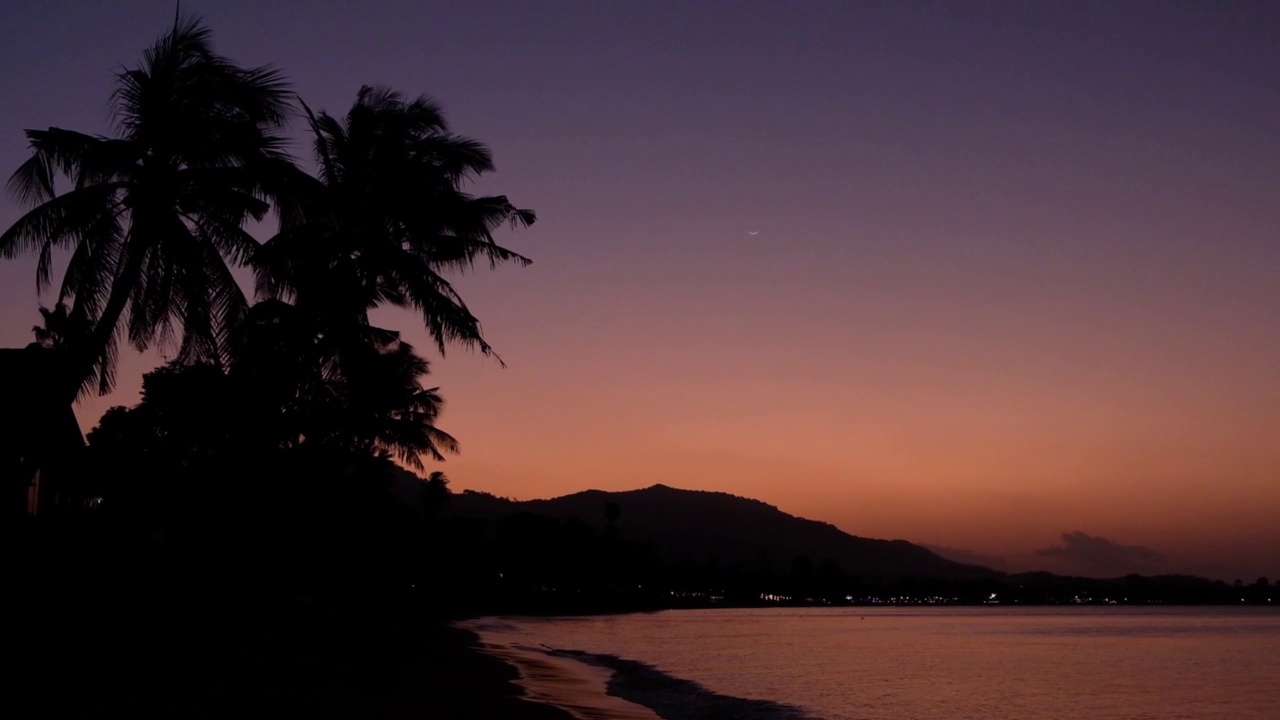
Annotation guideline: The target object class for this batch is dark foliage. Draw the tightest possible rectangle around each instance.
[256,84,535,365]
[2,18,293,399]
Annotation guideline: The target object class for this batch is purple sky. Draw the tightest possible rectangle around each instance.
[2,1,1278,580]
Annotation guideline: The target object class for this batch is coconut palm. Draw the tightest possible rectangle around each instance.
[1,17,294,400]
[420,470,450,516]
[21,302,93,395]
[330,337,459,467]
[255,85,535,363]
[228,299,458,468]
[28,302,91,353]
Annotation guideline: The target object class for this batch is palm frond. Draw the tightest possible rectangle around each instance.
[1,17,304,398]
[6,152,57,205]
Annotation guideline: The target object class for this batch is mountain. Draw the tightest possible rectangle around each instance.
[447,484,998,579]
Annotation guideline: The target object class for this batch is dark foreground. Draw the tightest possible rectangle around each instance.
[5,534,571,719]
[9,598,570,719]
[9,608,571,719]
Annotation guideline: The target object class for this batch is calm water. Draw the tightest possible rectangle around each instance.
[472,607,1280,719]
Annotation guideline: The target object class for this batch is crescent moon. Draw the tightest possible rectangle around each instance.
[747,230,760,235]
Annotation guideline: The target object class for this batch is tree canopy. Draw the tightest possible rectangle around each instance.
[2,17,533,414]
[2,18,293,399]
[3,16,534,482]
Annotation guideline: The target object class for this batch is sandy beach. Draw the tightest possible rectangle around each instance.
[462,616,816,720]
[462,618,662,720]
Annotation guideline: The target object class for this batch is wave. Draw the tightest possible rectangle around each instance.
[545,647,817,720]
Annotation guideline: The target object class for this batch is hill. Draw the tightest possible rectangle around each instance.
[448,484,997,580]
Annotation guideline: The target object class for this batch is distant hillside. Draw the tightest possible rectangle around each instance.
[448,484,998,579]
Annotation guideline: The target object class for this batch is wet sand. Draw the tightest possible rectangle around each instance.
[463,619,662,720]
[480,640,663,719]
[463,617,817,720]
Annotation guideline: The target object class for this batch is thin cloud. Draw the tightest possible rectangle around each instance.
[1034,531,1167,577]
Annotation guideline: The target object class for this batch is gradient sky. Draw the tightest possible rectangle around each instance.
[2,1,1277,581]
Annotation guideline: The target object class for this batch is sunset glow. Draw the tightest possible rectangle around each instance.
[2,1,1276,580]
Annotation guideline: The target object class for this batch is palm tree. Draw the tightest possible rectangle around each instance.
[255,85,535,363]
[421,470,450,516]
[335,337,459,467]
[1,17,294,400]
[228,299,458,469]
[22,302,92,395]
[27,302,91,353]
[243,86,531,470]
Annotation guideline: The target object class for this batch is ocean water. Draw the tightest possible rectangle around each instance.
[465,607,1280,720]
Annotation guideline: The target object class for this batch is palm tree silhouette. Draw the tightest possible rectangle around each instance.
[256,85,535,364]
[5,22,531,477]
[330,338,459,467]
[241,85,533,470]
[28,302,90,353]
[1,17,293,400]
[228,299,457,469]
[420,470,450,516]
[23,303,92,392]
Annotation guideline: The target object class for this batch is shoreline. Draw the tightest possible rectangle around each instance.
[418,622,584,719]
[461,615,815,720]
[460,617,661,720]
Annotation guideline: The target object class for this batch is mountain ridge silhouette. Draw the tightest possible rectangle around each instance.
[449,484,999,579]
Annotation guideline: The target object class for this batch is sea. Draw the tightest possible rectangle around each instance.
[462,606,1280,720]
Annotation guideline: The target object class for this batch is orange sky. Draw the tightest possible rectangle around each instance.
[2,2,1277,580]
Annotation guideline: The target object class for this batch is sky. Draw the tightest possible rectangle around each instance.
[1,1,1277,581]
